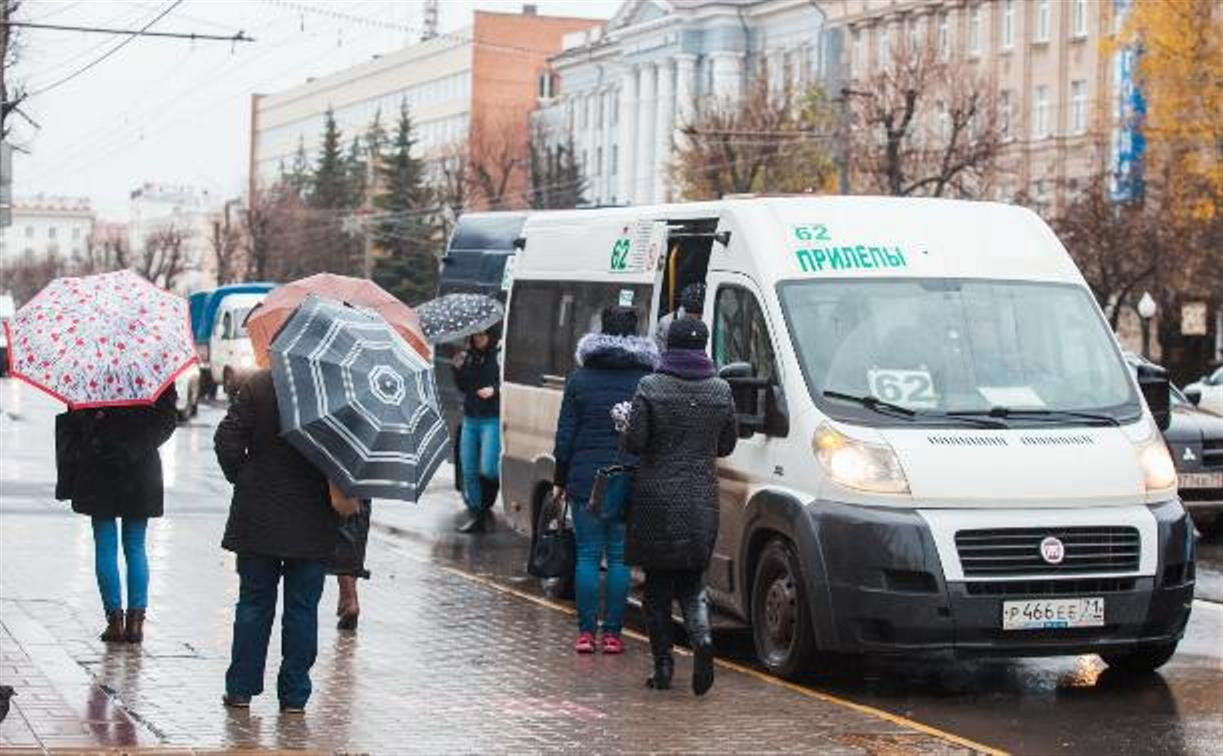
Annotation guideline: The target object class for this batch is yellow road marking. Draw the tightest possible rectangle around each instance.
[429,560,1008,756]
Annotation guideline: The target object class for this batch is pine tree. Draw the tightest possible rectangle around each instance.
[345,135,367,206]
[371,100,438,304]
[283,137,311,198]
[365,108,388,167]
[309,108,351,211]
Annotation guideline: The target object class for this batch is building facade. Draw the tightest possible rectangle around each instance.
[0,196,94,267]
[536,0,829,206]
[822,0,1125,215]
[129,182,220,293]
[248,8,601,209]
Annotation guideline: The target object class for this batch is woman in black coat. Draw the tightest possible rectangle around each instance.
[214,369,338,713]
[59,386,178,644]
[552,305,658,655]
[452,329,501,533]
[624,319,737,695]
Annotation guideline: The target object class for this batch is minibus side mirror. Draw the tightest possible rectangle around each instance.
[717,362,788,438]
[1183,387,1202,406]
[1136,362,1171,431]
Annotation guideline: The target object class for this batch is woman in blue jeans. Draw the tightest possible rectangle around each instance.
[552,306,658,654]
[59,387,178,644]
[452,330,501,533]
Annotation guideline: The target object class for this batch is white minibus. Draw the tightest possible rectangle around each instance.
[499,197,1194,678]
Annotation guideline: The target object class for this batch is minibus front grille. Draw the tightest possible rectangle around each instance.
[955,526,1140,576]
[1202,439,1223,468]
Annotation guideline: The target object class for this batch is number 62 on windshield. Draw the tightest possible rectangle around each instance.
[867,369,938,409]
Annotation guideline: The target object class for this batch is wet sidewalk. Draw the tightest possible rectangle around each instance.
[0,508,985,753]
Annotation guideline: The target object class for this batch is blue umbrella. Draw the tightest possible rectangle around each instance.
[270,295,448,501]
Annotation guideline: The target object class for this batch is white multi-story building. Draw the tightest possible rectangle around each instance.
[534,0,829,206]
[129,183,220,293]
[0,196,95,267]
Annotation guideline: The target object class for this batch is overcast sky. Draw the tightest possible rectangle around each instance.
[9,0,620,220]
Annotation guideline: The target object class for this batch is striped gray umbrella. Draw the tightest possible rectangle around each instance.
[269,295,449,502]
[416,293,504,344]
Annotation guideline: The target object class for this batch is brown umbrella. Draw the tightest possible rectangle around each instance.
[246,274,430,362]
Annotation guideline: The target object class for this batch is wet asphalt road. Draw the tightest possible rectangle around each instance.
[1,377,1220,755]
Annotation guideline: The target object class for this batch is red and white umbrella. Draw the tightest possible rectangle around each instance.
[4,269,196,408]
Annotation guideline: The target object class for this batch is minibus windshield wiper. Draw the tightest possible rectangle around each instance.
[947,407,1120,427]
[823,391,1007,428]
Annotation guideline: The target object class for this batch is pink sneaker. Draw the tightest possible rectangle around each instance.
[600,634,624,655]
[574,632,596,654]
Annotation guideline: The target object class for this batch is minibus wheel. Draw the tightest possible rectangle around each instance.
[751,537,816,679]
[1100,641,1179,674]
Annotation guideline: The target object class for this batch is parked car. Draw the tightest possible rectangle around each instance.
[1183,367,1223,417]
[173,368,200,422]
[0,293,14,378]
[502,196,1193,677]
[1127,355,1223,536]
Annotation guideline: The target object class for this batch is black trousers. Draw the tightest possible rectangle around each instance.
[643,568,709,662]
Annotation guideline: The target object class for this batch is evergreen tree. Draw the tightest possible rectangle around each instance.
[345,135,366,206]
[371,100,438,304]
[365,108,388,167]
[528,128,587,209]
[283,137,311,198]
[309,108,351,211]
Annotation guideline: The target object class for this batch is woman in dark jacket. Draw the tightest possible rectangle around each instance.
[552,306,658,655]
[452,329,501,533]
[214,369,338,713]
[62,387,178,644]
[624,319,737,695]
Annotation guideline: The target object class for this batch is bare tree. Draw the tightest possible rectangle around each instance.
[210,201,244,285]
[433,140,468,242]
[0,250,64,306]
[673,71,838,200]
[75,226,129,275]
[527,123,586,209]
[138,226,192,290]
[467,116,527,210]
[1,0,29,140]
[847,40,1003,198]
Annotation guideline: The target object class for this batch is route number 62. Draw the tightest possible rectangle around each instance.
[867,369,938,409]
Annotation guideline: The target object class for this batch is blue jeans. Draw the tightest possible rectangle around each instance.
[460,416,500,513]
[226,554,326,709]
[572,500,629,635]
[91,517,149,612]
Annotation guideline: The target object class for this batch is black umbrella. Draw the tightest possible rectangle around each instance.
[415,293,504,344]
[269,295,449,501]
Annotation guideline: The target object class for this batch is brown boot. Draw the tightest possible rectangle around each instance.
[100,610,125,643]
[336,576,359,631]
[124,609,145,644]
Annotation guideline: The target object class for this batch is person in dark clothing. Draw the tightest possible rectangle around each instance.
[329,500,371,631]
[654,282,706,354]
[624,319,737,695]
[59,387,178,644]
[552,306,659,655]
[452,329,501,533]
[214,369,338,713]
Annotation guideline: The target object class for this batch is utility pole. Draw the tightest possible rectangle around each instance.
[362,141,376,279]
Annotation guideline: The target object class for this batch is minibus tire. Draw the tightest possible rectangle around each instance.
[1100,641,1179,674]
[751,537,816,680]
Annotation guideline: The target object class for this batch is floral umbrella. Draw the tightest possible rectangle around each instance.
[4,269,196,408]
[415,293,504,345]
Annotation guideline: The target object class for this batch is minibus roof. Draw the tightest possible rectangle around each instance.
[516,196,1085,286]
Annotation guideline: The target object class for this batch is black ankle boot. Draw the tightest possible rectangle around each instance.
[646,656,674,690]
[456,512,486,533]
[100,610,125,643]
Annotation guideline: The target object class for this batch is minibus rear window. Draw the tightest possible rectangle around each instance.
[505,280,654,387]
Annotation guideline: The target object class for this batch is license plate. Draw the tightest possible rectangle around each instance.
[1002,597,1105,630]
[1178,471,1223,489]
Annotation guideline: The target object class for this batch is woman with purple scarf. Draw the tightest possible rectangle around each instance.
[624,318,738,695]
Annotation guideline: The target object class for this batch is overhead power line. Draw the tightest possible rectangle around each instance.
[3,20,255,43]
[28,0,186,99]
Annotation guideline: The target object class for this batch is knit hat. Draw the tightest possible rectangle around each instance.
[667,318,708,350]
[680,283,707,315]
[600,305,638,337]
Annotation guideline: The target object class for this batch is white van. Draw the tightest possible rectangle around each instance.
[209,292,265,398]
[500,197,1194,678]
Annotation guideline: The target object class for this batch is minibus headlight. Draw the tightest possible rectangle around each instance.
[1136,433,1176,492]
[813,423,909,495]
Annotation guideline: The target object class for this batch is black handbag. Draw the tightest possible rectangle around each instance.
[54,411,78,501]
[588,462,634,522]
[527,495,576,579]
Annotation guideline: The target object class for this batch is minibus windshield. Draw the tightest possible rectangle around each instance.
[777,278,1141,427]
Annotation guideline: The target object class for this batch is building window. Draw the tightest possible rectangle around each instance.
[1001,0,1014,50]
[597,93,605,128]
[580,97,589,130]
[1035,0,1051,42]
[907,17,919,54]
[937,13,950,61]
[611,91,619,126]
[611,144,618,176]
[1033,85,1050,139]
[24,225,33,238]
[595,146,603,176]
[1072,0,1088,38]
[878,24,891,69]
[936,100,950,140]
[1070,80,1088,134]
[48,227,56,240]
[537,72,552,99]
[72,227,81,240]
[851,29,862,73]
[968,6,982,56]
[999,89,1013,141]
[580,149,587,175]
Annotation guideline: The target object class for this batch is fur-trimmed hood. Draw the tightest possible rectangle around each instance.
[575,333,660,371]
